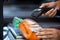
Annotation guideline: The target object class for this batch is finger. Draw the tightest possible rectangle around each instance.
[48,8,57,17]
[36,31,54,36]
[38,28,52,32]
[42,39,47,40]
[37,35,54,39]
[44,8,54,16]
[37,36,48,38]
[39,2,56,8]
[39,28,57,31]
[42,38,53,40]
[39,3,49,8]
[50,38,57,40]
[42,38,57,40]
[51,9,57,17]
[30,25,40,27]
[45,39,51,40]
[44,38,56,40]
[51,11,57,17]
[30,21,38,25]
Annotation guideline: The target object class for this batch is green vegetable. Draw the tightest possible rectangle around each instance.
[13,17,23,28]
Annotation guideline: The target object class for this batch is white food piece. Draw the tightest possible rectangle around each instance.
[24,19,42,32]
[30,27,40,32]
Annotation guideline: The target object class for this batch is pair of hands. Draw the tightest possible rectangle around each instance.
[40,1,60,17]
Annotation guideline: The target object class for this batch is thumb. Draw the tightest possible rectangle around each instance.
[39,3,49,8]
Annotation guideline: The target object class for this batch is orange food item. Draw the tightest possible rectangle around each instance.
[19,19,40,40]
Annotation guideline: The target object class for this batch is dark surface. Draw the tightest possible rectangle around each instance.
[0,0,3,40]
[3,0,57,5]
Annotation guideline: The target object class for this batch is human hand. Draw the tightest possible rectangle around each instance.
[41,8,57,18]
[40,1,60,10]
[36,28,60,40]
[39,1,60,17]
